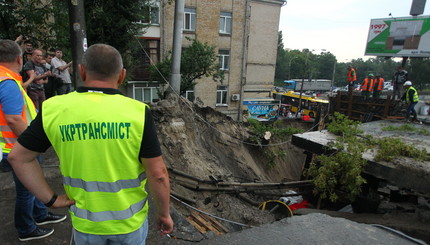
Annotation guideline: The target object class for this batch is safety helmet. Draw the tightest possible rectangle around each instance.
[403,81,412,86]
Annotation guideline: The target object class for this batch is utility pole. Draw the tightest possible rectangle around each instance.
[169,0,184,94]
[68,0,87,88]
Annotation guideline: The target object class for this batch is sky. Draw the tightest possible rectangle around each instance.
[279,0,430,61]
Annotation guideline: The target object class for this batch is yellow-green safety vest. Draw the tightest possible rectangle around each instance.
[406,86,419,103]
[42,91,149,235]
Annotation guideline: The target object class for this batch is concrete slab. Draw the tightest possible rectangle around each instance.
[292,120,430,194]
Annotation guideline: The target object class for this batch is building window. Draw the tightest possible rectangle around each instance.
[132,40,160,81]
[216,86,228,105]
[219,12,232,34]
[185,90,195,102]
[184,8,196,31]
[141,0,160,25]
[134,86,159,103]
[219,50,230,71]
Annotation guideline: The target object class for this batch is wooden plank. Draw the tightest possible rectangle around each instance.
[191,212,222,235]
[186,215,207,234]
[203,215,229,233]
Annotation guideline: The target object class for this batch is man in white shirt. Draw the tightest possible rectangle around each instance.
[51,48,72,94]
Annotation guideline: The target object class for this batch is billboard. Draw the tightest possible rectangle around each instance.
[365,16,430,57]
[242,98,280,121]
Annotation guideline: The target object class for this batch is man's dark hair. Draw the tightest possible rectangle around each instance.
[55,48,62,52]
[0,39,22,63]
[82,44,123,80]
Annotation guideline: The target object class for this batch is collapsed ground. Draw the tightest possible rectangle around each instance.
[146,94,429,243]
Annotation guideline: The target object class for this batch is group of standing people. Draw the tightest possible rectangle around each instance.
[347,65,419,122]
[15,35,73,110]
[1,39,173,244]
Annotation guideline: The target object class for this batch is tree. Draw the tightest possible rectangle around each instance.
[149,38,224,95]
[0,1,69,51]
[84,0,149,79]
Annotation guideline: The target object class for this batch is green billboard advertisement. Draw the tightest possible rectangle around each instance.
[365,16,430,57]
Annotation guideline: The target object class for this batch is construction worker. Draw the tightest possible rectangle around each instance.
[361,73,374,100]
[8,44,174,244]
[401,81,419,122]
[373,74,384,99]
[347,65,357,92]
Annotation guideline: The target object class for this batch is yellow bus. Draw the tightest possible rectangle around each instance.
[272,90,328,118]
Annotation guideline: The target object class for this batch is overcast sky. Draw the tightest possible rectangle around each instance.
[279,0,430,61]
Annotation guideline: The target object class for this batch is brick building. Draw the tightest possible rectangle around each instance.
[127,0,286,120]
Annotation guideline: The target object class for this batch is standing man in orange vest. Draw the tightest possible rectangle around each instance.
[0,40,66,241]
[373,74,384,99]
[347,65,357,93]
[361,73,374,100]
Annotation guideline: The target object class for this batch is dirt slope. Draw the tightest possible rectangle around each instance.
[146,95,307,238]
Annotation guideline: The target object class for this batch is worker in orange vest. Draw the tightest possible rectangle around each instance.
[361,73,374,100]
[347,65,357,92]
[373,74,384,99]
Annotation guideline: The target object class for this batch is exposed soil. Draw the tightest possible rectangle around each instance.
[1,93,429,244]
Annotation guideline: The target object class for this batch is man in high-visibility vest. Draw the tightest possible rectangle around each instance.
[8,44,173,244]
[373,74,384,99]
[401,81,419,122]
[360,73,374,100]
[347,65,357,92]
[0,39,66,241]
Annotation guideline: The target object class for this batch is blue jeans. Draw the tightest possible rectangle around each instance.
[73,218,148,245]
[2,153,48,235]
[406,102,418,119]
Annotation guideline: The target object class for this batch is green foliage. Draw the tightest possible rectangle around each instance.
[381,124,430,136]
[307,152,367,202]
[326,112,362,137]
[247,119,303,146]
[374,137,430,162]
[306,112,367,202]
[84,0,149,81]
[247,119,303,169]
[149,38,224,95]
[0,1,70,51]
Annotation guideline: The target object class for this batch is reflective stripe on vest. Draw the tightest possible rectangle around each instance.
[406,87,419,103]
[0,66,37,153]
[64,171,147,192]
[42,91,149,235]
[347,69,356,82]
[374,78,384,91]
[361,78,374,91]
[70,198,147,222]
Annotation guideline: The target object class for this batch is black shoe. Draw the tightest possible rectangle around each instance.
[35,212,67,225]
[18,227,54,241]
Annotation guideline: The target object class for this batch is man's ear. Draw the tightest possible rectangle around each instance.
[79,64,86,81]
[117,68,126,85]
[17,55,23,71]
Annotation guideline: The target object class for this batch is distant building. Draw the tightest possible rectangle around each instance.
[127,0,286,120]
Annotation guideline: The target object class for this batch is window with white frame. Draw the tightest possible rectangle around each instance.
[141,0,160,25]
[219,50,230,71]
[219,12,232,34]
[134,86,159,103]
[184,8,196,31]
[185,90,195,102]
[216,86,228,105]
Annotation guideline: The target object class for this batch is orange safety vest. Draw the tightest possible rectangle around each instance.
[374,78,384,91]
[361,78,375,92]
[347,68,357,83]
[0,65,37,153]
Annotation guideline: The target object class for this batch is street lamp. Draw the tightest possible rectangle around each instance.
[297,49,326,116]
[288,56,297,80]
